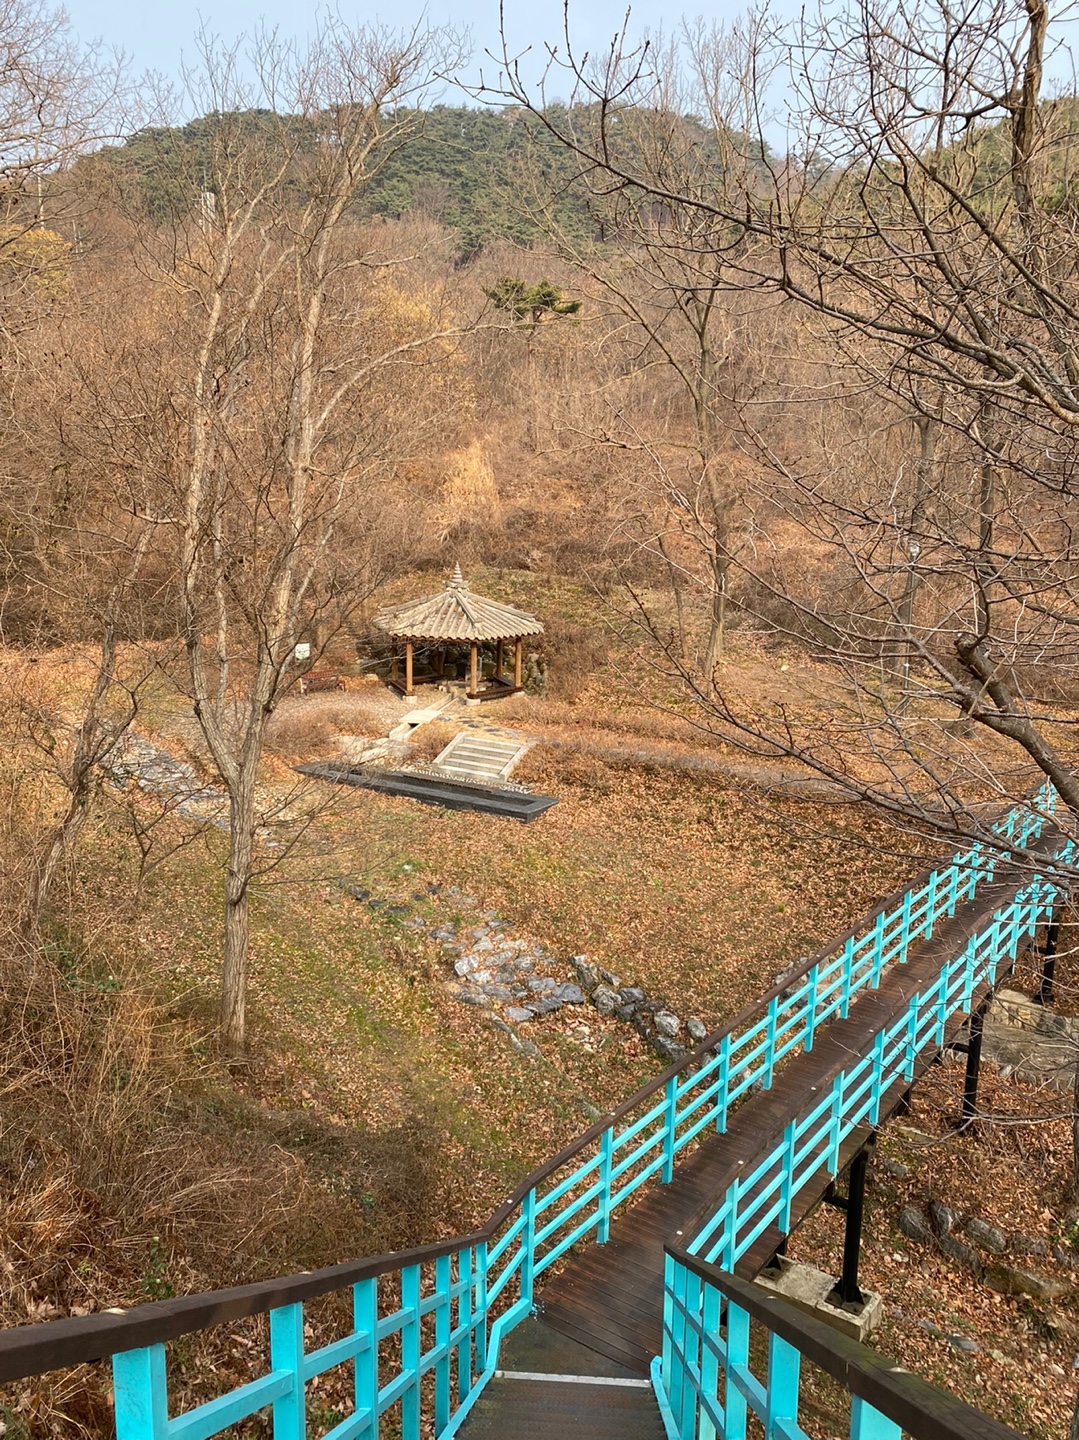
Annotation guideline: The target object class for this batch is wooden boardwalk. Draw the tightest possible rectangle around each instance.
[458,867,1033,1433]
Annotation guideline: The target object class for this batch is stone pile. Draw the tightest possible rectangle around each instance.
[338,877,710,1058]
[568,955,709,1064]
[445,919,586,1023]
[103,732,229,828]
[898,1197,1075,1303]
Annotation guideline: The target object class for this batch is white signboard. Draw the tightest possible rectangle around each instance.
[294,642,311,662]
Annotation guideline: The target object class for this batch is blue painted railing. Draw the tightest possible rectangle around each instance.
[685,845,1074,1270]
[657,1249,1024,1440]
[0,784,1067,1438]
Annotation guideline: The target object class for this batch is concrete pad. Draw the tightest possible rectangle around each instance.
[754,1257,883,1343]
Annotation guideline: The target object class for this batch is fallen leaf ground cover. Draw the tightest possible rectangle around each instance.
[792,1060,1078,1440]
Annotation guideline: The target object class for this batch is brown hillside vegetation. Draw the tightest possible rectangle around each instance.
[4,1,1079,1435]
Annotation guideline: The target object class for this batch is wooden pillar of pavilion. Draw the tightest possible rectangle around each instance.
[514,637,523,689]
[469,641,478,699]
[391,642,399,686]
[496,638,504,680]
[405,641,414,696]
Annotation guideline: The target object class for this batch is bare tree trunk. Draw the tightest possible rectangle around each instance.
[658,531,688,660]
[974,404,996,640]
[895,416,933,704]
[22,622,131,928]
[703,556,727,682]
[1069,1386,1079,1440]
[221,767,257,1052]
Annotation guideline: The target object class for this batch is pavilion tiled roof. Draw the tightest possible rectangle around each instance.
[374,565,544,643]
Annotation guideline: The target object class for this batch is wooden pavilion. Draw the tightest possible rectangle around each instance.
[374,564,544,701]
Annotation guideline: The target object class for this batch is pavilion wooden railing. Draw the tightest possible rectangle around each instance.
[0,782,1069,1438]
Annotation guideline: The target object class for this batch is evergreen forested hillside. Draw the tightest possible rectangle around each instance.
[92,105,601,254]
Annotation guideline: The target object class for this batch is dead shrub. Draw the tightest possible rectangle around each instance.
[265,696,389,758]
[0,915,474,1436]
[532,614,611,701]
[406,719,459,763]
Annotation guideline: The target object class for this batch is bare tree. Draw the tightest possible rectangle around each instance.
[97,22,472,1051]
[494,0,1079,852]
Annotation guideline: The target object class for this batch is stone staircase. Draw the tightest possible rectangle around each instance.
[432,730,527,784]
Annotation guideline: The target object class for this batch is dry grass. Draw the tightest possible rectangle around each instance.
[264,695,396,760]
[404,719,460,763]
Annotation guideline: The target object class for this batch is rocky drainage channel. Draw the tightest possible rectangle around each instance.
[336,878,708,1063]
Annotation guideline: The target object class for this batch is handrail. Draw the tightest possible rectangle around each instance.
[0,783,1067,1440]
[663,1247,1024,1440]
[684,857,1069,1267]
[0,784,1063,1384]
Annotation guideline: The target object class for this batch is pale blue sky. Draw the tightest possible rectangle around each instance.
[61,0,767,105]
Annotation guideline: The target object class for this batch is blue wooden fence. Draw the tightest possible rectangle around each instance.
[0,783,1067,1439]
[656,1249,1022,1440]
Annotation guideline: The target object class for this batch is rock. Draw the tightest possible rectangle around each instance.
[386,905,410,917]
[367,898,386,910]
[454,957,479,976]
[527,997,564,1017]
[505,1006,533,1023]
[939,1236,982,1275]
[481,984,514,1002]
[592,986,619,1016]
[470,969,493,985]
[513,956,535,974]
[990,1349,1007,1363]
[509,1035,541,1059]
[553,983,585,1004]
[1052,1245,1079,1271]
[948,1334,979,1354]
[879,1158,909,1179]
[918,1319,944,1339]
[425,883,441,895]
[452,989,490,1007]
[899,1205,931,1243]
[653,1037,686,1063]
[405,916,427,929]
[598,968,623,988]
[686,1018,708,1043]
[928,1199,957,1236]
[965,1218,1007,1254]
[654,1011,682,1038]
[411,892,428,902]
[571,955,602,990]
[346,885,371,901]
[1009,1232,1049,1256]
[616,1004,639,1023]
[620,987,646,1004]
[984,1263,1070,1302]
[529,977,558,995]
[472,937,494,954]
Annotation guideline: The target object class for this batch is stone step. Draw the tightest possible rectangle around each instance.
[432,731,526,781]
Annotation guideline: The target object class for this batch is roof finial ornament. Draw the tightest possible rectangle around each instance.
[448,562,467,590]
